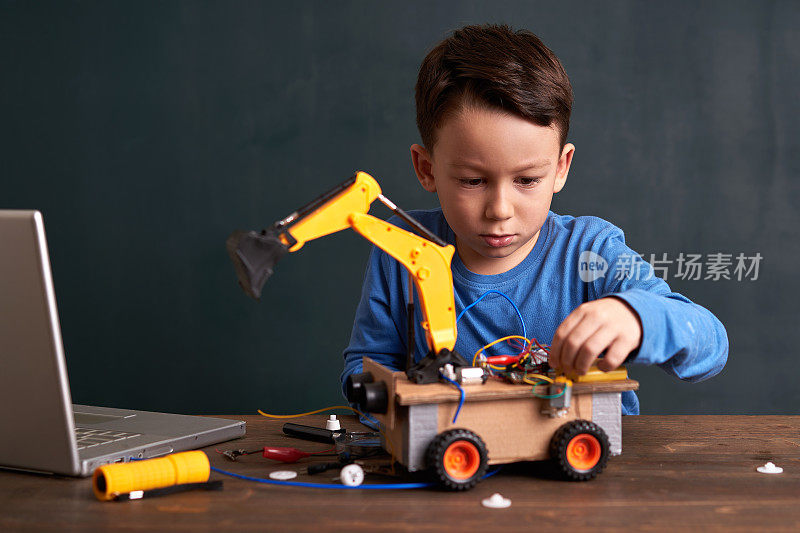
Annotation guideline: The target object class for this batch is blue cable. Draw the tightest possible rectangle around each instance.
[210,466,432,489]
[209,465,501,490]
[455,289,527,340]
[440,375,466,424]
[484,467,501,479]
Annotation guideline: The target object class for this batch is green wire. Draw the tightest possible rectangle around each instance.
[528,378,567,399]
[532,388,566,399]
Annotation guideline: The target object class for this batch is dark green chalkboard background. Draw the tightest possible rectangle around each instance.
[2,1,798,414]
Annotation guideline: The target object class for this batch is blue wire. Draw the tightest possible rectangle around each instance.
[440,375,465,424]
[209,465,502,490]
[484,466,501,479]
[210,466,432,489]
[455,289,527,340]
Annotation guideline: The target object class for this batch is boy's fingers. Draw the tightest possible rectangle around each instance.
[549,322,574,371]
[553,316,602,375]
[549,306,588,369]
[596,339,632,372]
[574,328,618,375]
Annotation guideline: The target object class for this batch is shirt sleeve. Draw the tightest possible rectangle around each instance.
[340,246,408,397]
[587,225,729,382]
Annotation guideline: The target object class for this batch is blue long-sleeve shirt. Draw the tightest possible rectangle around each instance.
[341,208,728,414]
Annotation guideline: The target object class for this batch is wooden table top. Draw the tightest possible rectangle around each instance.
[1,415,798,532]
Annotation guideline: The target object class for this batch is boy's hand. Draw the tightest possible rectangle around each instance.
[549,297,642,375]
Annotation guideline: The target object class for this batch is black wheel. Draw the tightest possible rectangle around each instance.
[425,429,488,491]
[550,419,610,481]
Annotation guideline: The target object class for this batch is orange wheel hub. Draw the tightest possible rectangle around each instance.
[566,433,601,471]
[443,441,480,479]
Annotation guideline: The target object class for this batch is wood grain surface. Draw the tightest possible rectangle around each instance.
[394,375,640,405]
[1,415,798,532]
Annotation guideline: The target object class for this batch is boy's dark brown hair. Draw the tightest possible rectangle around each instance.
[415,24,573,153]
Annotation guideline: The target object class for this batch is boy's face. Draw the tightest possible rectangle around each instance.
[411,106,575,275]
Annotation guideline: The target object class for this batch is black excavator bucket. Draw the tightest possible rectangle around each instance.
[226,229,289,299]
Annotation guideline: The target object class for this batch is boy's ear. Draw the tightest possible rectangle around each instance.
[553,143,575,194]
[410,144,437,193]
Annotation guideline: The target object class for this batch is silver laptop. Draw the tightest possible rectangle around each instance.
[0,210,245,476]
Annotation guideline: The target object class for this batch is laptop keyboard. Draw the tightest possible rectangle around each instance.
[75,427,142,450]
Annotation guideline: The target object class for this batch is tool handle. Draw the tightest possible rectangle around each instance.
[93,451,209,501]
[113,480,223,501]
[307,462,341,475]
[262,446,311,463]
[282,423,335,443]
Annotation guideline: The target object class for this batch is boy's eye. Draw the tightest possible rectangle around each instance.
[458,178,485,187]
[516,177,543,187]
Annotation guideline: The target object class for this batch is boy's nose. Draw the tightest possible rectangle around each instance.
[485,188,514,221]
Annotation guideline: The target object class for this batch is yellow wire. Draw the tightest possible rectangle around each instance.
[472,335,530,366]
[522,373,554,385]
[257,405,396,467]
[257,405,360,419]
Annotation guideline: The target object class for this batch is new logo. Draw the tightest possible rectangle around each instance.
[579,251,608,282]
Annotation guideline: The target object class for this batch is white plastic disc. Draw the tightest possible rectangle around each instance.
[339,464,365,486]
[482,493,512,509]
[757,462,783,474]
[269,470,298,480]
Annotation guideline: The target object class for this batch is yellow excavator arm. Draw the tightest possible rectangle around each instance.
[276,171,457,352]
[227,171,467,382]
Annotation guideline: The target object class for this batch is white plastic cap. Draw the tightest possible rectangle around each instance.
[326,414,341,431]
[269,470,298,480]
[481,493,512,509]
[339,464,365,486]
[440,363,456,381]
[757,462,783,474]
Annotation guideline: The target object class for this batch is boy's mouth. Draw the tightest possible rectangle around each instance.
[481,234,515,248]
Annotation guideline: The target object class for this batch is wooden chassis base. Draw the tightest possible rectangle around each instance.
[363,357,638,471]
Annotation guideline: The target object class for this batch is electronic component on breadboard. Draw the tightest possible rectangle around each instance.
[440,363,487,385]
[457,366,487,385]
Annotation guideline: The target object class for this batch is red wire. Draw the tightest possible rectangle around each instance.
[308,447,336,455]
[216,446,336,457]
[533,339,550,352]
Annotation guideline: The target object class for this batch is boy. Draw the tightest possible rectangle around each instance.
[341,24,727,415]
